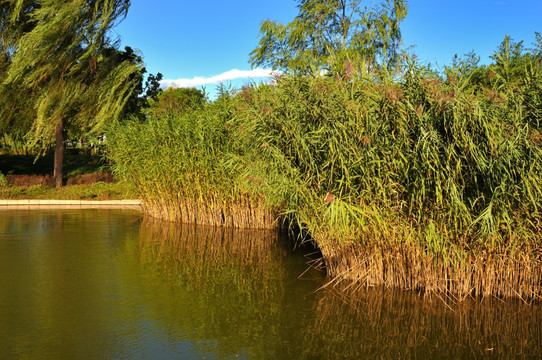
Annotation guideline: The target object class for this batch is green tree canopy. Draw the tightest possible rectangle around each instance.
[1,0,143,186]
[0,0,39,148]
[117,46,163,120]
[146,87,206,118]
[249,0,407,75]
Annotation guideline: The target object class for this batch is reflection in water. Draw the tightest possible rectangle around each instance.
[138,218,292,292]
[307,287,542,359]
[0,210,540,359]
[133,219,324,359]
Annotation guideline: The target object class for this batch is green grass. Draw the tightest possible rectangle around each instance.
[0,181,134,200]
[0,152,134,200]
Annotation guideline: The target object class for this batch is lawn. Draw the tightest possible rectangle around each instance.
[0,152,135,200]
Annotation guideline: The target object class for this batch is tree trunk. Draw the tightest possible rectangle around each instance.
[53,118,65,187]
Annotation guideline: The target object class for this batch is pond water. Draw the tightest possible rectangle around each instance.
[0,209,540,359]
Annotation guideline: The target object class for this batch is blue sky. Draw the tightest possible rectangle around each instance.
[115,0,541,96]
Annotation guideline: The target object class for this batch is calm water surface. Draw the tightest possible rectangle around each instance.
[0,209,540,359]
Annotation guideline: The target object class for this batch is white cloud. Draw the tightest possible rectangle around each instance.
[161,68,276,88]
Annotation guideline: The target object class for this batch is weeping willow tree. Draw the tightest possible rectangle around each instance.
[2,0,143,186]
[249,0,407,75]
[0,0,39,151]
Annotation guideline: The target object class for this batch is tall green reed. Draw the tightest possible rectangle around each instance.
[107,41,542,298]
[107,94,279,228]
[227,50,541,298]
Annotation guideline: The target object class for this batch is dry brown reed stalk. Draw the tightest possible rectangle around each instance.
[140,194,281,229]
[316,229,542,301]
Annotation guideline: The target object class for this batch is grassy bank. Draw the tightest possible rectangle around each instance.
[107,46,542,300]
[0,153,133,200]
[0,180,132,200]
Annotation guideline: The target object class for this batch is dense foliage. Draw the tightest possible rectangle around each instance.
[146,87,206,118]
[107,92,278,228]
[249,0,407,74]
[0,0,148,186]
[109,34,542,298]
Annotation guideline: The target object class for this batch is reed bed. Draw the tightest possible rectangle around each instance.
[316,228,542,300]
[108,40,542,300]
[229,47,542,299]
[140,193,278,228]
[107,97,280,228]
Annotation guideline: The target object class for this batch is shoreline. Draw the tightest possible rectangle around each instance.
[3,197,540,301]
[0,199,142,210]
